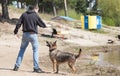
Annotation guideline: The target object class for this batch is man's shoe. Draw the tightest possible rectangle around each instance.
[33,68,45,73]
[13,65,19,71]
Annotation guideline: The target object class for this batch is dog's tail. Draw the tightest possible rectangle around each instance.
[75,48,82,59]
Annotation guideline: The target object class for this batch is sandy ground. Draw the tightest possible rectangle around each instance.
[0,25,75,76]
[0,23,86,76]
[0,21,120,76]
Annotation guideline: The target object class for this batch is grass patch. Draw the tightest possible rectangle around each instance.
[103,17,115,26]
[8,5,25,14]
[68,9,81,20]
[89,29,108,34]
[8,5,53,20]
[39,13,53,20]
[57,9,81,20]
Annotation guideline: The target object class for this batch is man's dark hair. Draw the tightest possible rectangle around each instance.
[28,5,38,10]
[28,5,34,10]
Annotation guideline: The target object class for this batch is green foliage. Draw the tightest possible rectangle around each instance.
[58,9,81,19]
[2,0,120,27]
[102,17,115,26]
[68,9,81,19]
[75,0,98,15]
[75,0,87,15]
[67,0,77,8]
[98,0,120,26]
[57,9,64,16]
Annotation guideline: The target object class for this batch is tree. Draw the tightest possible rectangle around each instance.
[98,0,120,26]
[1,0,9,19]
[86,0,98,15]
[75,0,87,15]
[64,0,68,16]
[52,0,57,16]
[35,0,38,5]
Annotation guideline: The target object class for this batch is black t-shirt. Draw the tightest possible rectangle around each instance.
[14,10,46,34]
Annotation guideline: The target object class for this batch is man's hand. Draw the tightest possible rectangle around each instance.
[46,24,51,27]
[14,34,20,40]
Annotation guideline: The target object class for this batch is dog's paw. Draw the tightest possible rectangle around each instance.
[51,71,58,74]
[52,72,58,74]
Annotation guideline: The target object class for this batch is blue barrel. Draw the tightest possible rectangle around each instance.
[96,16,102,29]
[81,15,102,29]
[84,16,89,29]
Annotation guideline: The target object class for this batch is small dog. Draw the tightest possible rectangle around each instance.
[46,41,82,73]
[51,28,57,38]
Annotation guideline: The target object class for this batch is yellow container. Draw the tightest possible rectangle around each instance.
[81,15,102,29]
[91,55,99,61]
[88,16,97,29]
[81,16,84,29]
[81,16,89,29]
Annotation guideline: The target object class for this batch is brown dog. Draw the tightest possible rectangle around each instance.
[46,41,82,73]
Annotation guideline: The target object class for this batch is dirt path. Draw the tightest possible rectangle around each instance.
[0,34,78,76]
[0,22,120,76]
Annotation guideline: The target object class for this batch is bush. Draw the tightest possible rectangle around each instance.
[103,17,115,26]
[98,0,120,26]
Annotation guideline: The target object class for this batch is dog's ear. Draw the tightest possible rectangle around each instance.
[53,40,57,45]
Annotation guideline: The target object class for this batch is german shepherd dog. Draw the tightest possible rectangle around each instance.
[46,41,82,73]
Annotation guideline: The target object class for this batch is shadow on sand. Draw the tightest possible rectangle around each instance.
[0,68,66,75]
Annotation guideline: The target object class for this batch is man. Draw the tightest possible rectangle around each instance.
[13,5,46,73]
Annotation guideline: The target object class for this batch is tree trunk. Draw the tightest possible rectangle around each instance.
[17,0,20,8]
[52,1,57,16]
[1,0,9,19]
[35,0,38,6]
[64,0,68,16]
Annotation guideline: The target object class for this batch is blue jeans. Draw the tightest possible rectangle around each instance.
[15,32,39,69]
